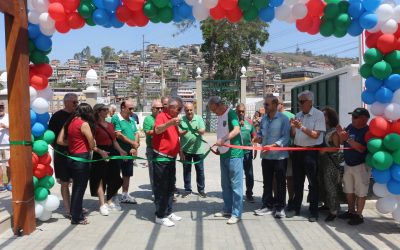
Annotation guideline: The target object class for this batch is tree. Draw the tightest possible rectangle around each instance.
[199,19,269,80]
[73,46,92,61]
[129,76,142,109]
[101,46,116,61]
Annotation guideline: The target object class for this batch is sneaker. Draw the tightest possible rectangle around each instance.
[167,213,182,221]
[254,207,274,216]
[308,216,318,222]
[0,186,6,192]
[227,216,240,224]
[214,212,231,218]
[198,191,207,198]
[99,205,109,216]
[285,209,299,218]
[5,183,11,191]
[155,217,175,227]
[348,214,364,225]
[107,202,121,211]
[246,195,255,203]
[173,196,177,202]
[274,210,285,219]
[338,211,355,220]
[182,191,192,198]
[120,194,137,204]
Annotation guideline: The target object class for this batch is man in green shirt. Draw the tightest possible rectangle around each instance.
[111,99,140,204]
[143,100,163,194]
[208,96,244,225]
[236,103,256,203]
[180,103,206,198]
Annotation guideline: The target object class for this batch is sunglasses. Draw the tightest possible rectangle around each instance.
[238,110,245,113]
[185,109,193,112]
[263,103,270,107]
[177,107,182,112]
[128,107,134,111]
[299,100,308,104]
[73,101,79,104]
[352,115,360,119]
[153,107,163,110]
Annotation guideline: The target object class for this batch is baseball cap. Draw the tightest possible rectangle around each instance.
[348,108,370,118]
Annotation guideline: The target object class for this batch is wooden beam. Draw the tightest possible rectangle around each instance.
[5,0,36,235]
[0,1,15,16]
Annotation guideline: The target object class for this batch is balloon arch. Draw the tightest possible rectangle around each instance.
[26,0,400,222]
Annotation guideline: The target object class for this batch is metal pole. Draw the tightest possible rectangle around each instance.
[262,64,265,98]
[142,35,145,111]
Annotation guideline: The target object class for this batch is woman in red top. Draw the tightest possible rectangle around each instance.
[57,103,98,225]
[90,104,126,216]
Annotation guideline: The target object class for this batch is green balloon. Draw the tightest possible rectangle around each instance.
[372,151,393,171]
[393,149,400,164]
[33,176,38,189]
[239,0,252,11]
[359,63,372,78]
[338,1,349,13]
[393,67,400,74]
[335,13,351,30]
[33,140,48,156]
[31,134,35,143]
[385,50,400,68]
[333,27,347,38]
[78,2,94,19]
[153,0,169,8]
[38,175,55,189]
[372,61,393,80]
[324,3,340,19]
[368,138,384,154]
[150,16,160,23]
[158,7,173,23]
[254,0,268,10]
[383,133,400,152]
[325,0,340,3]
[144,2,158,18]
[86,17,96,26]
[30,50,49,64]
[29,40,35,53]
[34,187,48,201]
[41,130,55,145]
[364,48,384,65]
[365,153,373,168]
[243,6,258,21]
[320,20,334,37]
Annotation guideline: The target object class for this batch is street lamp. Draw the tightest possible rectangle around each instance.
[85,68,98,91]
[196,67,202,77]
[241,66,246,77]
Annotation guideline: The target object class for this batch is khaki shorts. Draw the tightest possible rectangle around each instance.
[343,163,371,197]
[0,149,10,166]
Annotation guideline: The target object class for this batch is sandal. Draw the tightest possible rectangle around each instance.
[82,208,89,215]
[71,218,90,225]
[63,214,72,219]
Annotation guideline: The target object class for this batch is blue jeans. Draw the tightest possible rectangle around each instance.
[183,152,205,192]
[220,157,244,218]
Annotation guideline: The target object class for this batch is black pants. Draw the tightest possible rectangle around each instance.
[243,151,254,197]
[262,159,287,211]
[69,152,91,222]
[183,152,205,193]
[291,150,319,217]
[153,152,176,218]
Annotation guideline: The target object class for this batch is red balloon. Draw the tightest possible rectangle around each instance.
[307,17,321,35]
[366,32,382,49]
[226,7,242,23]
[30,74,48,90]
[62,0,80,12]
[116,6,133,23]
[126,19,137,27]
[210,4,226,20]
[370,116,390,138]
[39,153,52,165]
[48,2,66,21]
[33,164,47,179]
[46,165,54,176]
[377,34,397,54]
[296,16,312,32]
[49,0,62,2]
[55,20,71,33]
[123,0,145,11]
[33,64,53,78]
[68,12,85,29]
[32,153,39,167]
[132,11,149,27]
[390,120,400,134]
[306,0,325,17]
[220,0,238,11]
[364,131,374,142]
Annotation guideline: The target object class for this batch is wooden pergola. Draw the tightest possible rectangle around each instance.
[1,0,35,235]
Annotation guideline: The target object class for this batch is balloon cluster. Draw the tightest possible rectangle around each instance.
[116,0,149,26]
[184,0,216,21]
[276,0,308,23]
[143,0,174,23]
[295,0,325,35]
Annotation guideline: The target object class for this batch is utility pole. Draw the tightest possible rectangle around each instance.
[142,35,145,111]
[262,64,266,98]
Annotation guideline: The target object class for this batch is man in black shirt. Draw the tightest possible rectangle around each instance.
[48,93,78,218]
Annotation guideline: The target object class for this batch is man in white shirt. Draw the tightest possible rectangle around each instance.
[0,102,10,192]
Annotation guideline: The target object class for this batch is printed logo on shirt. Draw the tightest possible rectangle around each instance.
[223,121,227,127]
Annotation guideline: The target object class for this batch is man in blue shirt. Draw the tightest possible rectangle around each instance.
[252,96,290,218]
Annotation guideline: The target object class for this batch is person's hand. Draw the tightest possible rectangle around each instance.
[339,130,349,142]
[119,150,127,157]
[0,123,6,129]
[239,120,244,126]
[99,150,110,162]
[169,117,180,126]
[293,119,302,129]
[179,150,185,161]
[216,138,224,146]
[129,148,137,156]
[252,137,262,144]
[290,118,296,127]
[131,141,139,149]
[253,150,257,159]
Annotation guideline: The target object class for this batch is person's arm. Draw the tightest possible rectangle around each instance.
[290,118,296,138]
[217,126,240,146]
[273,116,290,147]
[155,117,180,134]
[113,139,127,156]
[56,127,68,146]
[80,122,95,150]
[115,131,139,149]
[346,137,367,153]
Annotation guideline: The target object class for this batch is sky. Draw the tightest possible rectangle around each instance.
[0,12,362,70]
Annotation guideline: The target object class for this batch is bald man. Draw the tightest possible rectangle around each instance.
[180,103,207,198]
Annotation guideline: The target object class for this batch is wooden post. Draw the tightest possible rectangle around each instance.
[4,0,36,235]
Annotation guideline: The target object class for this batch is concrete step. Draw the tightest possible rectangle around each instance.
[0,191,12,235]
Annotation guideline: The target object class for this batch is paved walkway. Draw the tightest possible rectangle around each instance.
[0,134,400,250]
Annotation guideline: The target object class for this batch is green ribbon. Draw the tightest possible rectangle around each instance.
[9,141,32,146]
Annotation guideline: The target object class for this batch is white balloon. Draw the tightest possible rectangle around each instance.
[27,0,34,10]
[370,102,387,116]
[43,195,60,212]
[39,13,55,30]
[376,196,398,214]
[28,11,40,24]
[29,86,38,104]
[373,183,390,198]
[37,87,53,101]
[381,19,398,34]
[275,4,291,21]
[394,5,400,22]
[31,0,49,13]
[31,97,49,114]
[384,103,400,120]
[203,0,218,9]
[392,206,400,222]
[376,4,394,22]
[35,202,44,218]
[392,89,400,104]
[185,0,198,6]
[192,5,209,21]
[292,3,307,20]
[286,0,298,4]
[38,209,52,221]
[40,25,55,36]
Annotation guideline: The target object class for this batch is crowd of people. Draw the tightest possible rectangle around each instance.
[46,89,371,227]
